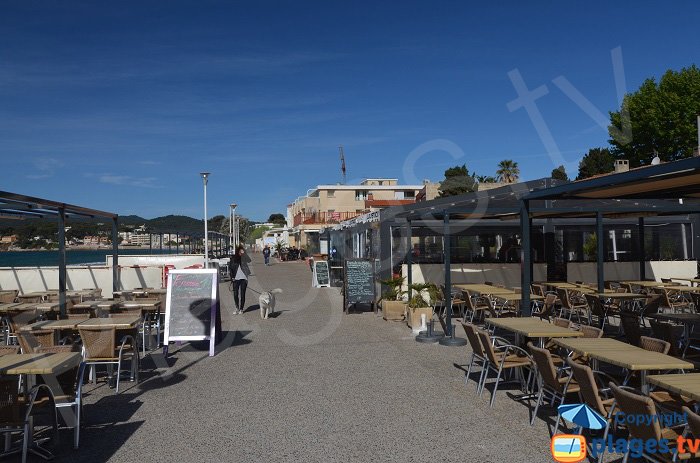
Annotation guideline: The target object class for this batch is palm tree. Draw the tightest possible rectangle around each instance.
[496,160,520,183]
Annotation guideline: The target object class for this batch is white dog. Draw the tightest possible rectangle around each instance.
[259,288,282,319]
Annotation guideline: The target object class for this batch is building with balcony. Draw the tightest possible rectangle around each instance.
[288,178,424,253]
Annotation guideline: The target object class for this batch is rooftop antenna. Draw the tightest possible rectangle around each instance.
[339,145,346,184]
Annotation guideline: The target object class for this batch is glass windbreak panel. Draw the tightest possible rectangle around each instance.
[644,223,693,260]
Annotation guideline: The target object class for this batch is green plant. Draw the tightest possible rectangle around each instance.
[379,276,405,301]
[408,283,440,308]
[274,238,287,257]
[583,233,597,261]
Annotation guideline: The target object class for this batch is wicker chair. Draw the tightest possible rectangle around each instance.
[584,294,619,330]
[0,346,19,356]
[52,362,87,449]
[656,288,692,313]
[17,329,54,354]
[0,290,18,303]
[620,311,643,346]
[533,293,557,321]
[610,383,693,462]
[463,292,494,324]
[461,322,487,392]
[553,317,573,329]
[78,326,139,393]
[556,288,587,323]
[639,335,671,354]
[477,329,533,407]
[649,320,685,357]
[0,376,59,463]
[528,342,580,426]
[579,325,603,338]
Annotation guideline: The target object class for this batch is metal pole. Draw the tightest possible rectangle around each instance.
[201,172,210,267]
[232,207,237,248]
[638,217,646,280]
[149,233,152,253]
[597,211,605,293]
[58,207,67,318]
[520,200,532,316]
[112,217,119,295]
[443,211,452,336]
[406,220,412,300]
[176,233,179,255]
[230,205,234,250]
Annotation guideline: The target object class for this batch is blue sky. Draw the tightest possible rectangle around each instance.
[1,1,699,221]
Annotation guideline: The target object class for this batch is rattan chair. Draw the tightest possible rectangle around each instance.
[0,290,18,303]
[556,288,587,323]
[553,317,573,329]
[52,362,87,449]
[78,326,139,393]
[584,294,619,330]
[528,342,580,426]
[461,322,488,392]
[579,325,603,339]
[0,346,19,356]
[649,320,684,357]
[656,288,692,313]
[609,383,691,462]
[463,292,494,324]
[477,329,533,407]
[620,311,643,346]
[17,329,54,354]
[0,376,58,463]
[640,335,671,354]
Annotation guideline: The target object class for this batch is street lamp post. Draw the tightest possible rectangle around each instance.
[230,203,237,252]
[200,172,210,268]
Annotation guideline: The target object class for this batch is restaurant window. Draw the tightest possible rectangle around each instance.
[355,190,368,201]
[327,190,335,198]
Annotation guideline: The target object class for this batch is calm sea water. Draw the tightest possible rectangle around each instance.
[0,249,183,267]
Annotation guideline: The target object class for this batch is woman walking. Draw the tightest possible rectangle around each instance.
[229,245,251,314]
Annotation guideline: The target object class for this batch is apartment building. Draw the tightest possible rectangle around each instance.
[288,178,423,253]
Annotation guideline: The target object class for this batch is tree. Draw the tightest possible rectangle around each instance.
[550,165,569,182]
[496,160,519,183]
[249,226,270,241]
[576,147,614,180]
[475,175,497,183]
[608,65,700,167]
[268,213,286,226]
[438,164,477,197]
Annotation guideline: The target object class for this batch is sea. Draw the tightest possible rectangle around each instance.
[0,248,182,267]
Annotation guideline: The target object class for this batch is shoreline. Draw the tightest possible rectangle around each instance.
[1,246,183,252]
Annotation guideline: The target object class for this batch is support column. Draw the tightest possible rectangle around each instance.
[176,233,180,255]
[406,220,412,300]
[638,217,646,281]
[443,212,452,335]
[112,217,119,294]
[58,208,67,318]
[597,212,605,293]
[520,200,532,316]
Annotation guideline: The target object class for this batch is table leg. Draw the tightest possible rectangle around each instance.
[640,370,648,394]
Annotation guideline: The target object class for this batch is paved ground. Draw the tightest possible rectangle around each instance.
[37,253,620,462]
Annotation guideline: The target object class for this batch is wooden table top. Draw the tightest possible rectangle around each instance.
[35,301,60,311]
[77,315,141,329]
[672,278,700,283]
[646,313,700,323]
[622,281,674,287]
[594,292,649,299]
[664,286,700,292]
[647,374,700,401]
[120,300,161,308]
[486,318,584,338]
[553,338,694,371]
[21,318,90,331]
[0,302,22,312]
[492,293,545,302]
[454,284,515,295]
[6,303,40,311]
[0,352,81,375]
[16,292,48,300]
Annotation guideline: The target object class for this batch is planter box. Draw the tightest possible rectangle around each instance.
[382,300,407,321]
[407,307,433,330]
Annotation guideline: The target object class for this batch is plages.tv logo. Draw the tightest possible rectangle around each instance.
[551,434,587,463]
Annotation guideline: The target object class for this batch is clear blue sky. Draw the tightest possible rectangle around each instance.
[1,1,698,221]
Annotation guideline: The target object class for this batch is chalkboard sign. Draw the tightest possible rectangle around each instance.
[313,260,330,288]
[164,269,218,356]
[344,258,375,313]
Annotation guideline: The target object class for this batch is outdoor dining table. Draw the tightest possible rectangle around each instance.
[77,315,141,330]
[0,302,22,313]
[646,312,700,349]
[485,317,583,347]
[672,278,700,287]
[0,352,82,459]
[16,292,49,303]
[594,292,649,311]
[553,337,694,393]
[454,284,516,295]
[647,373,700,402]
[622,280,675,288]
[663,285,700,293]
[20,317,90,345]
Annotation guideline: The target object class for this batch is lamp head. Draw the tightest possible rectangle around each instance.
[200,172,210,185]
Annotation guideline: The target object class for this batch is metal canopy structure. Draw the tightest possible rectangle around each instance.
[519,157,700,314]
[0,191,119,317]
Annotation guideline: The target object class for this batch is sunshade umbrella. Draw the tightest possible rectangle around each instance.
[557,403,607,430]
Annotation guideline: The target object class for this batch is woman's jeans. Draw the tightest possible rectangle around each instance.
[233,278,247,310]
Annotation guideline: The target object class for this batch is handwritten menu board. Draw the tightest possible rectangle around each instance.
[344,259,375,310]
[314,260,330,287]
[164,269,218,356]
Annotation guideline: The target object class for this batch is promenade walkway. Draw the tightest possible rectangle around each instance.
[55,252,559,462]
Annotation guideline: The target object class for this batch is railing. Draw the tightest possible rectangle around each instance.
[293,211,365,226]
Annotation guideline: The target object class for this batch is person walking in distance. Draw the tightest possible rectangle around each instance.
[229,246,251,314]
[262,245,271,266]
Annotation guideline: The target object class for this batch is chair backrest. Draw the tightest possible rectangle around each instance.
[649,319,684,356]
[584,294,604,318]
[642,294,663,317]
[0,346,19,356]
[461,323,485,358]
[556,288,572,310]
[0,290,18,303]
[528,342,563,392]
[567,358,607,417]
[537,294,558,320]
[655,288,674,308]
[604,280,619,290]
[531,284,545,297]
[79,327,117,359]
[553,317,572,329]
[67,312,90,319]
[0,376,21,423]
[610,383,661,442]
[683,406,700,439]
[639,335,671,354]
[579,325,603,338]
[620,312,642,346]
[476,329,501,365]
[17,329,54,353]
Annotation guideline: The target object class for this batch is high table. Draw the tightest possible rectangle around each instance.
[647,373,700,402]
[485,317,583,347]
[0,352,82,459]
[553,337,694,393]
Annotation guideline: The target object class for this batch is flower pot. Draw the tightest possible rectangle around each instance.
[382,300,407,321]
[407,306,433,330]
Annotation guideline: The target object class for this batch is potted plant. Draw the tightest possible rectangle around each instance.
[406,283,441,331]
[379,276,407,321]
